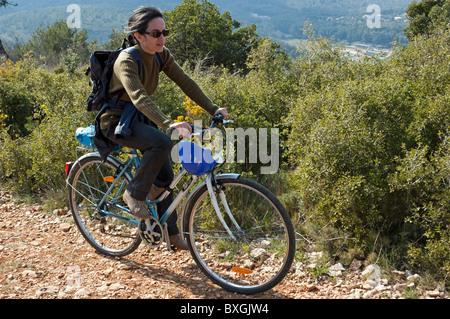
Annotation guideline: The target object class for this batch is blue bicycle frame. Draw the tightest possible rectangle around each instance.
[95,149,199,230]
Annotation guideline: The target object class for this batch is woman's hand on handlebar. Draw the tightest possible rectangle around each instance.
[169,122,192,138]
[168,108,228,137]
[214,108,228,119]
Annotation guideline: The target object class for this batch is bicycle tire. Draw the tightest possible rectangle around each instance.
[183,177,295,294]
[67,153,142,257]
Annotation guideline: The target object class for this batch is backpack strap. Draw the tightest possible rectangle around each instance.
[155,52,164,72]
[123,47,164,77]
[123,47,143,81]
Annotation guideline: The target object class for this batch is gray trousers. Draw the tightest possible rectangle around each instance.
[102,121,179,235]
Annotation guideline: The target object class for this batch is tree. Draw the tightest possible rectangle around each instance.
[0,39,10,60]
[13,20,90,68]
[163,0,259,71]
[405,0,450,40]
[0,78,33,137]
[0,1,15,8]
[0,0,15,59]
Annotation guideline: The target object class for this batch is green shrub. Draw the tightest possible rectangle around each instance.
[399,138,450,284]
[0,57,90,194]
[286,28,450,281]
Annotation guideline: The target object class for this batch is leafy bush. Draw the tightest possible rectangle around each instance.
[394,138,450,280]
[0,57,91,194]
[286,27,450,282]
[0,73,34,137]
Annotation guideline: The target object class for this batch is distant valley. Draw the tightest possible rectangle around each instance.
[0,0,415,53]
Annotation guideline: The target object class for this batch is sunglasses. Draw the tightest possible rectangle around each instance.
[143,29,170,38]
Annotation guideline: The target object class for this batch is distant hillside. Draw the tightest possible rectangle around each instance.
[0,0,414,48]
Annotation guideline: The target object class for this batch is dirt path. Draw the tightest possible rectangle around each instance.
[0,190,446,300]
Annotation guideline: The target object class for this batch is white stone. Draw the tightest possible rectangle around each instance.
[328,262,345,277]
[250,248,267,259]
[109,283,124,291]
[74,288,90,298]
[362,264,381,282]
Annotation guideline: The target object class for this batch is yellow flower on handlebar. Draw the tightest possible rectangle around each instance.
[174,115,185,123]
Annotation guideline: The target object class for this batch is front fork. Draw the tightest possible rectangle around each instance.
[206,174,243,240]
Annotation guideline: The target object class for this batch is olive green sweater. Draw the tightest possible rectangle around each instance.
[101,45,218,131]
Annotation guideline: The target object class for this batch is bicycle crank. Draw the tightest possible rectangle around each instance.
[139,217,163,247]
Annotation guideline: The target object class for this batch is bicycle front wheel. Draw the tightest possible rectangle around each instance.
[67,153,141,257]
[184,177,295,294]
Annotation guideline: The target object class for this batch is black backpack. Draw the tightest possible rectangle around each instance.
[85,39,164,112]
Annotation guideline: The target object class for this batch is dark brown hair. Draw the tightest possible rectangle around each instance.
[127,6,163,45]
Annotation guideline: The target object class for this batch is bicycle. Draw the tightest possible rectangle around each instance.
[66,115,295,294]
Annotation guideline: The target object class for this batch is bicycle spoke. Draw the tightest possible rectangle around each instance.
[68,154,141,256]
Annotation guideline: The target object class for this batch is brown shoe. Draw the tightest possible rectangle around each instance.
[169,234,189,251]
[147,185,166,201]
[123,190,150,220]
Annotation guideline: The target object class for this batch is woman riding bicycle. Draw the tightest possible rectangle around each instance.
[97,6,227,250]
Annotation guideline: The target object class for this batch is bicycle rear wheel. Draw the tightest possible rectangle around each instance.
[184,177,295,294]
[67,153,141,257]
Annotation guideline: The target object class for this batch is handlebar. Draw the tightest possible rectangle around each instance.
[166,114,232,138]
[210,113,224,127]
